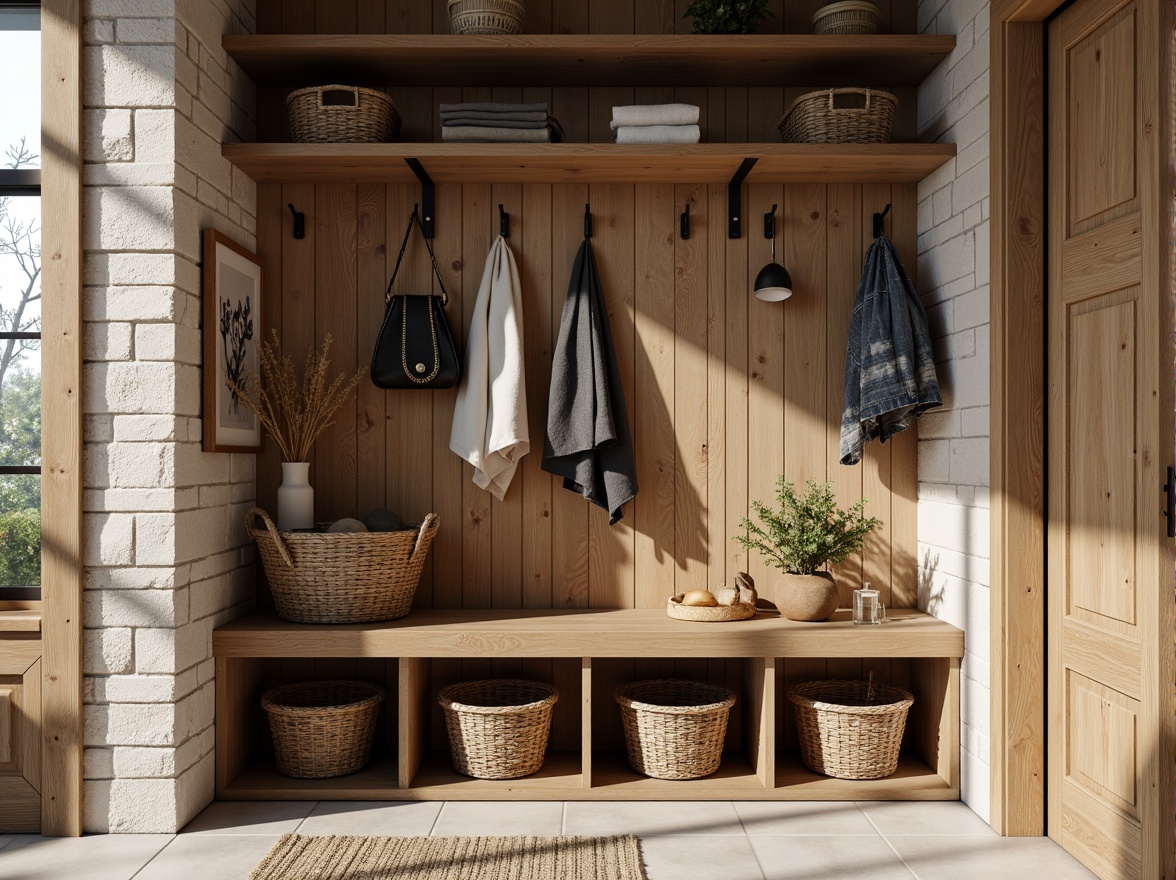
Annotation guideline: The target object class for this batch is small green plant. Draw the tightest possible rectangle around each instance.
[683,0,774,34]
[734,478,882,576]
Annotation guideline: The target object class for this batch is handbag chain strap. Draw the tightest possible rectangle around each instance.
[400,294,441,384]
[386,207,449,306]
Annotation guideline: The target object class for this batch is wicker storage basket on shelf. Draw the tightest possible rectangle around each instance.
[778,88,897,144]
[246,507,439,624]
[812,0,879,34]
[262,680,386,779]
[438,679,559,779]
[287,85,402,143]
[615,679,735,780]
[447,0,525,34]
[788,679,914,780]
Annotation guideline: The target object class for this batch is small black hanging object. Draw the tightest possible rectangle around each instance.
[288,203,305,240]
[764,204,777,240]
[873,203,892,240]
[584,203,593,239]
[499,204,510,239]
[680,203,691,240]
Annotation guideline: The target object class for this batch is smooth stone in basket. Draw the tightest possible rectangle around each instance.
[327,518,368,533]
[363,508,409,532]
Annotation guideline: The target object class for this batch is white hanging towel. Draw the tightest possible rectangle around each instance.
[450,235,529,499]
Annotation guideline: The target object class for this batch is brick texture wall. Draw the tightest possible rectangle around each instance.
[916,0,991,822]
[81,0,258,833]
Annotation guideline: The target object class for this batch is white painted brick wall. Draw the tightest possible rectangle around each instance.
[82,0,258,833]
[917,0,991,823]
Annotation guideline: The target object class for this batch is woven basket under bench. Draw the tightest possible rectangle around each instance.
[247,507,439,624]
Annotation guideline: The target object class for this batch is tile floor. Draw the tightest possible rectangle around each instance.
[0,799,1097,880]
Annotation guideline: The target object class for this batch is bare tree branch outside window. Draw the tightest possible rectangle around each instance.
[0,136,40,408]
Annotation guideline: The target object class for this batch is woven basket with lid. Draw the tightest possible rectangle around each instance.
[247,507,438,624]
[812,0,879,34]
[287,85,401,143]
[788,679,913,779]
[439,679,559,779]
[778,88,897,144]
[615,679,735,780]
[262,680,386,779]
[447,0,525,34]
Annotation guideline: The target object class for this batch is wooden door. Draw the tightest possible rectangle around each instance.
[0,640,41,833]
[1047,0,1171,877]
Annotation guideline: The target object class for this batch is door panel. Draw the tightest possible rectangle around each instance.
[1047,0,1167,876]
[1067,5,1138,234]
[0,646,41,833]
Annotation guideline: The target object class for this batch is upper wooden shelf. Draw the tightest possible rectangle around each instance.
[222,142,957,185]
[213,607,964,659]
[224,34,956,89]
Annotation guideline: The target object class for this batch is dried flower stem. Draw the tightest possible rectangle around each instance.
[225,329,365,462]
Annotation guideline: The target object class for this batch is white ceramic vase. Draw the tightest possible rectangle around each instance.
[277,462,314,531]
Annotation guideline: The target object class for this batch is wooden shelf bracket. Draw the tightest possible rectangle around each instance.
[405,157,435,238]
[728,157,758,239]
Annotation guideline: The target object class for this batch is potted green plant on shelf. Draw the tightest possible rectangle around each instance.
[683,0,774,34]
[734,478,882,621]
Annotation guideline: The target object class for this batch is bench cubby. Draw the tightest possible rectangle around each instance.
[214,607,961,801]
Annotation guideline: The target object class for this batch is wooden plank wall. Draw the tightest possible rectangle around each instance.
[251,0,922,751]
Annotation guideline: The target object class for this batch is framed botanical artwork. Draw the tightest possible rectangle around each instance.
[202,228,263,453]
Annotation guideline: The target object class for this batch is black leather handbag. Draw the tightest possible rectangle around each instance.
[371,208,461,389]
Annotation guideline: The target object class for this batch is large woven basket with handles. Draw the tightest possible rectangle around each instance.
[788,679,913,779]
[247,507,439,624]
[778,88,897,144]
[287,84,401,143]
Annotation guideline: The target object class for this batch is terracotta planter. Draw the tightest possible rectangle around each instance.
[775,572,840,621]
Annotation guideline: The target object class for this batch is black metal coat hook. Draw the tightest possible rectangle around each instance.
[873,203,892,239]
[288,203,305,240]
[584,203,592,239]
[499,204,510,239]
[680,203,691,240]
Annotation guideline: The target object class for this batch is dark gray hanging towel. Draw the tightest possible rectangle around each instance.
[542,239,638,524]
[840,234,942,465]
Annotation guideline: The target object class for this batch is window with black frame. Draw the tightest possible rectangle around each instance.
[0,2,41,601]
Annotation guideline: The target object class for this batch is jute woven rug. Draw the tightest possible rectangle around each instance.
[248,833,646,880]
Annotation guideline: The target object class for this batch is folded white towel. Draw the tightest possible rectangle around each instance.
[610,103,700,130]
[614,124,701,145]
[450,235,529,500]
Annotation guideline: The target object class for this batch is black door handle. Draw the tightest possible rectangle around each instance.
[1163,466,1175,539]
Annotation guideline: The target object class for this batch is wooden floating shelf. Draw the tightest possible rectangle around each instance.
[214,607,964,660]
[222,142,958,185]
[224,34,957,88]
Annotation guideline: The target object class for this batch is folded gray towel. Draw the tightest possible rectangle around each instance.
[614,124,701,144]
[440,110,549,124]
[443,117,550,129]
[443,116,565,142]
[610,103,700,129]
[439,102,547,115]
[441,125,553,143]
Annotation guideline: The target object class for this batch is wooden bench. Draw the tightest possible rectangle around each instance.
[214,607,962,801]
